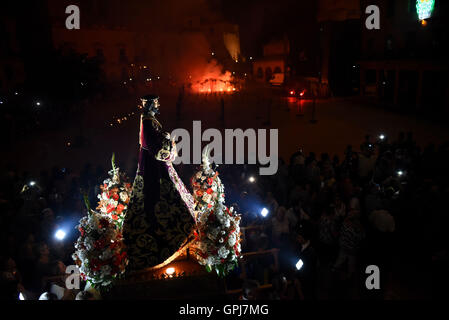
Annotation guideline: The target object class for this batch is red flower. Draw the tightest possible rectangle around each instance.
[106,204,115,213]
[207,203,213,208]
[111,214,119,221]
[79,227,85,237]
[112,193,119,201]
[99,218,109,229]
[196,190,204,197]
[114,252,127,266]
[116,203,125,214]
[206,188,213,195]
[207,178,213,185]
[94,239,105,249]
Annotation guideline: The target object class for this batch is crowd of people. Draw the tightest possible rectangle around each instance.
[1,132,446,300]
[221,132,446,300]
[0,164,107,300]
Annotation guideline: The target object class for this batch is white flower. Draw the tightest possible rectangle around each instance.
[228,234,236,246]
[109,199,118,207]
[78,250,87,261]
[119,191,129,202]
[102,192,109,201]
[206,257,215,266]
[202,193,212,203]
[102,280,112,287]
[218,217,230,228]
[79,265,86,275]
[84,238,94,251]
[218,246,229,259]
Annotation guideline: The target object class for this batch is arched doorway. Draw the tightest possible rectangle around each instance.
[256,67,264,79]
[265,67,272,82]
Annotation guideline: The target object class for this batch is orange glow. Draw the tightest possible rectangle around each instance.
[421,19,427,26]
[192,60,237,94]
[166,267,175,276]
[196,80,236,94]
[290,90,295,95]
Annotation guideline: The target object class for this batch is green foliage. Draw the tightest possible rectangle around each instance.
[83,192,91,214]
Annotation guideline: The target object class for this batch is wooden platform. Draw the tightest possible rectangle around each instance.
[103,245,227,299]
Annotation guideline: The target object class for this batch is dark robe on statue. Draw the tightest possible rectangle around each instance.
[123,114,194,271]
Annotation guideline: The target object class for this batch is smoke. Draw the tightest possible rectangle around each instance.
[150,31,235,92]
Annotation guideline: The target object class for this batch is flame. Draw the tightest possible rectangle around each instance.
[190,59,237,94]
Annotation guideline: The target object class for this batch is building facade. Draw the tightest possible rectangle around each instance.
[252,37,290,83]
[47,0,241,84]
[358,0,449,113]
